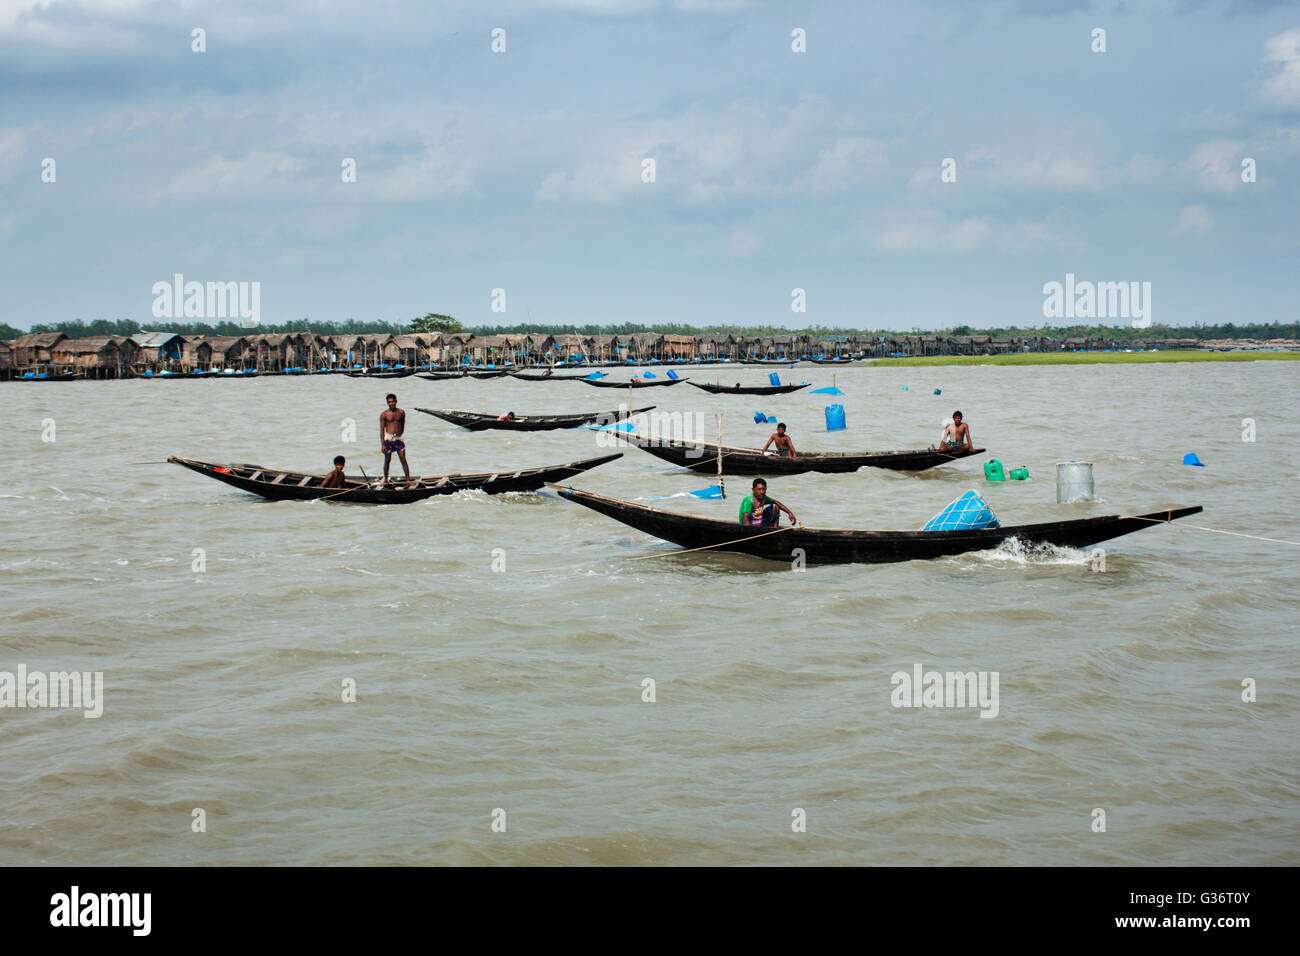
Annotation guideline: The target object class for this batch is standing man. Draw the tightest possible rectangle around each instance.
[380,393,414,487]
[762,423,798,458]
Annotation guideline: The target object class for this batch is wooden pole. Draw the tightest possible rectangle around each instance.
[715,412,725,499]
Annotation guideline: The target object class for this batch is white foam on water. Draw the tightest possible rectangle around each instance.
[975,537,1095,567]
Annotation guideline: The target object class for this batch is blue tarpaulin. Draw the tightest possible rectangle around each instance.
[922,491,999,531]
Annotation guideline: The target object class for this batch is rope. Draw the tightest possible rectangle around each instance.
[524,523,797,574]
[1125,514,1300,548]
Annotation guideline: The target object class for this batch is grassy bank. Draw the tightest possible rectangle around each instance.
[867,350,1300,367]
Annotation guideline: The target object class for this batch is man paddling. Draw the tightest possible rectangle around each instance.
[938,410,973,455]
[380,393,415,487]
[738,478,796,528]
[321,455,347,489]
[762,423,798,458]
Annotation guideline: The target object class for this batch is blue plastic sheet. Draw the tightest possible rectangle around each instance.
[922,491,999,531]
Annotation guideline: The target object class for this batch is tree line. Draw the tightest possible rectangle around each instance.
[5,316,1296,342]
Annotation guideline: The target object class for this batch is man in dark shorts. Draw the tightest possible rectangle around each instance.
[762,423,798,458]
[939,410,973,455]
[380,393,414,487]
[738,478,797,527]
[321,455,347,489]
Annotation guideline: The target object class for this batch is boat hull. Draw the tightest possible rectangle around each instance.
[169,454,623,503]
[415,405,655,431]
[687,382,810,395]
[578,377,687,388]
[615,433,984,474]
[556,487,1203,565]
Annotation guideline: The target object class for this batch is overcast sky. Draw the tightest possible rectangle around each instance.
[1,0,1297,331]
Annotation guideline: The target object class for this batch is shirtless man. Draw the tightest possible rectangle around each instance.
[380,393,414,486]
[762,423,798,458]
[939,410,973,455]
[321,455,347,489]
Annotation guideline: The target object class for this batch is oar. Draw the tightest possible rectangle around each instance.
[127,461,171,465]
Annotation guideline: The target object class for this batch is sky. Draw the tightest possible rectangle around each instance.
[1,0,1298,332]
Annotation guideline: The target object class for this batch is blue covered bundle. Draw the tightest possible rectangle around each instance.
[921,491,999,531]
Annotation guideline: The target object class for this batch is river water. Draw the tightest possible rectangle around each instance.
[1,361,1296,865]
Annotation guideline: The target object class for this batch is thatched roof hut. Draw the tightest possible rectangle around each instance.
[12,332,66,366]
[202,335,250,366]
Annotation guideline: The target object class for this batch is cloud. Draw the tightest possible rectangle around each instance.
[1175,203,1214,239]
[1260,28,1300,108]
[535,99,892,206]
[872,208,1082,255]
[876,210,992,254]
[792,137,889,195]
[1182,139,1246,192]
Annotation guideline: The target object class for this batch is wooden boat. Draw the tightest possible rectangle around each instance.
[556,486,1203,564]
[415,405,655,431]
[811,358,854,365]
[18,372,82,381]
[688,381,810,395]
[418,371,467,380]
[511,371,594,381]
[614,433,985,474]
[346,368,416,379]
[168,453,623,504]
[579,377,688,389]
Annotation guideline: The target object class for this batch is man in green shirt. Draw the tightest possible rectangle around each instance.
[738,478,796,528]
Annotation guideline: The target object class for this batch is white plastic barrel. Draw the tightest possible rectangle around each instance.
[1056,460,1094,503]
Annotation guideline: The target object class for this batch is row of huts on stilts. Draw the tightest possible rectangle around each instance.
[0,329,1206,379]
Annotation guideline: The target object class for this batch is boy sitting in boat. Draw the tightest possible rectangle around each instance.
[321,456,347,489]
[738,479,797,528]
[762,423,798,458]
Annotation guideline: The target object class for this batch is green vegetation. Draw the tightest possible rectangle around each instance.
[409,313,463,334]
[870,350,1300,367]
[10,315,1298,341]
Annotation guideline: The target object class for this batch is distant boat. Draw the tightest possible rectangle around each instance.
[614,433,985,474]
[687,381,809,396]
[416,405,655,431]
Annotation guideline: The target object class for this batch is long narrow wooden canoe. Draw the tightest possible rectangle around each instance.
[168,453,623,503]
[415,405,656,431]
[614,432,984,474]
[556,486,1203,564]
[346,368,416,379]
[687,381,810,395]
[578,377,689,389]
[511,371,596,381]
